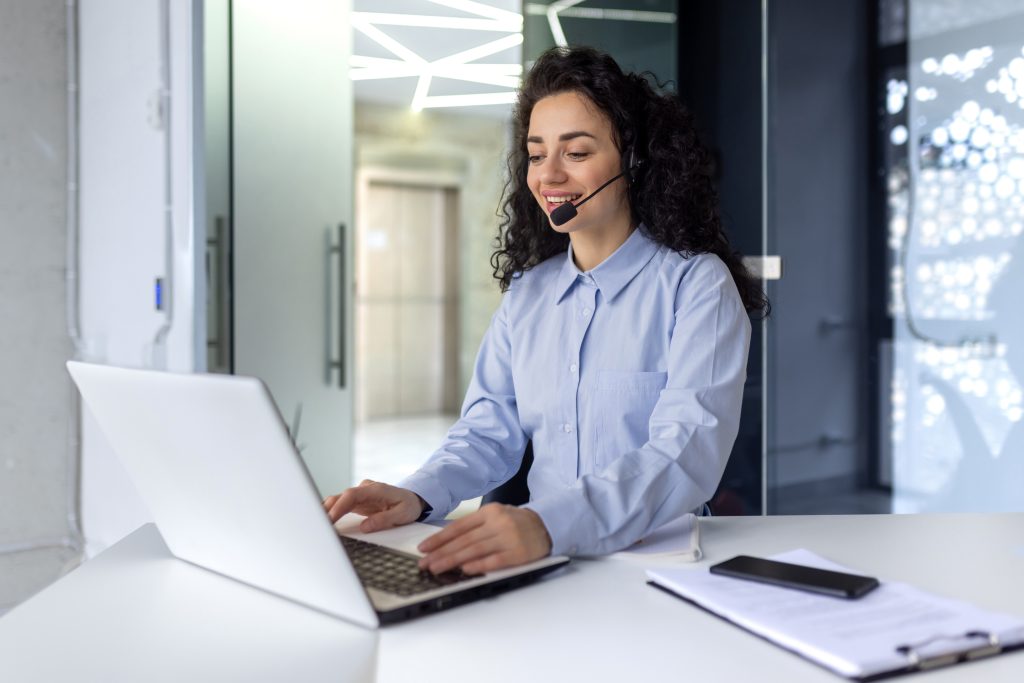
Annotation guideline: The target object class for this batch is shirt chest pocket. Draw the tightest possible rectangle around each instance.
[591,370,667,470]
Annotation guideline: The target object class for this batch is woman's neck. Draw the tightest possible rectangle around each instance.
[569,218,637,272]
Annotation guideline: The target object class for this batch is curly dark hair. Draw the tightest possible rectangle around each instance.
[491,46,769,316]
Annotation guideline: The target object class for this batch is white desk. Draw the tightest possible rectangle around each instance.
[1,513,1022,682]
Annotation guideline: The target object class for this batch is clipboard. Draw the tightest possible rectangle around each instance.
[646,549,1024,680]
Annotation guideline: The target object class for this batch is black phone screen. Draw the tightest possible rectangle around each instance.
[709,555,880,599]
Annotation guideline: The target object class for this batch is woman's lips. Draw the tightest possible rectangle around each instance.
[543,194,581,213]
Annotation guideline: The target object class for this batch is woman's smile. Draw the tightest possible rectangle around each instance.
[541,191,583,213]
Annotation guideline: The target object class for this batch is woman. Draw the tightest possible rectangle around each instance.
[325,46,768,575]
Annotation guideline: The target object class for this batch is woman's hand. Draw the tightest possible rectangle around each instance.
[417,503,552,575]
[323,480,424,533]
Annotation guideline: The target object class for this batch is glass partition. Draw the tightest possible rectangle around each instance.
[399,0,1024,516]
[761,1,881,514]
[892,0,1024,511]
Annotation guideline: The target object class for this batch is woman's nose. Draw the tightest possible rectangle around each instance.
[538,156,567,184]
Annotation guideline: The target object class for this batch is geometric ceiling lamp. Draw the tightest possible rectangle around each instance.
[350,1,678,111]
[350,0,524,111]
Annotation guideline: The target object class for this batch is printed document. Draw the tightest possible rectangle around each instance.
[648,549,1024,678]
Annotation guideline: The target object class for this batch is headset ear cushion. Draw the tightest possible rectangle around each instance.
[624,146,639,182]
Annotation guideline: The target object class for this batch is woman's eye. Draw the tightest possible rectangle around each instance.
[528,154,544,164]
[567,152,590,160]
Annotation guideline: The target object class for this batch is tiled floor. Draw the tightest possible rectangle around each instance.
[353,414,480,518]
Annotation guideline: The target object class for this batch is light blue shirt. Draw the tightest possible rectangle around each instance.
[399,226,751,556]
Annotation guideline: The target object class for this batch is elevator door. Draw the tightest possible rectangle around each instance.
[356,182,460,422]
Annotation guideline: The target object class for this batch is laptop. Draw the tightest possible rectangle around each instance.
[67,361,569,627]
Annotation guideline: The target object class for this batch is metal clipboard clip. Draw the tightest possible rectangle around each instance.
[896,630,1002,671]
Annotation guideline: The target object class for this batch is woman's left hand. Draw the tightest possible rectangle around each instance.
[417,503,552,575]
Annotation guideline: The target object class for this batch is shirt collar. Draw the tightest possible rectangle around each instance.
[552,224,660,305]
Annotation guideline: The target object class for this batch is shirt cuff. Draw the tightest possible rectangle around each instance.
[523,492,594,557]
[397,470,453,523]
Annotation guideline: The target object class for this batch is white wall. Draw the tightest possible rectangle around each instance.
[78,0,198,555]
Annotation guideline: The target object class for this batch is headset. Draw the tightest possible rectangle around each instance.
[623,144,642,183]
[545,136,644,226]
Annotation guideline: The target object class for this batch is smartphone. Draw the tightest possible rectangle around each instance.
[709,555,879,599]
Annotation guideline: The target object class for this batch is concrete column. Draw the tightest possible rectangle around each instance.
[0,0,81,612]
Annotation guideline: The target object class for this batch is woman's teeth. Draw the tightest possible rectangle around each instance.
[548,195,580,204]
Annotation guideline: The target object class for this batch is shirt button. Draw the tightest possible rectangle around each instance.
[582,308,591,317]
[562,423,573,433]
[569,363,578,373]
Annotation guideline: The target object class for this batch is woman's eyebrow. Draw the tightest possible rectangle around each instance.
[526,130,597,144]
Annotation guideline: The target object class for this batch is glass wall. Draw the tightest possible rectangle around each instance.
[891,0,1024,512]
[343,0,1024,516]
[762,0,877,514]
[760,0,1024,515]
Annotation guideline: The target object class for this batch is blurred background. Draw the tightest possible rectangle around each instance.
[2,0,1023,613]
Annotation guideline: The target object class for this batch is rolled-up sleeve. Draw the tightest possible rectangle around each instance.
[524,259,751,556]
[398,289,527,521]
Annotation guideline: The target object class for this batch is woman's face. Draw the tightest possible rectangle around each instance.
[526,91,631,235]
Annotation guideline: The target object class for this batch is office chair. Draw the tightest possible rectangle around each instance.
[481,441,533,506]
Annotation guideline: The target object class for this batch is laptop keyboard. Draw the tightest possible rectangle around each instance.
[340,535,475,597]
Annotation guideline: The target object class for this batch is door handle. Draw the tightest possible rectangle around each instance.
[743,255,784,280]
[206,215,231,370]
[325,223,346,388]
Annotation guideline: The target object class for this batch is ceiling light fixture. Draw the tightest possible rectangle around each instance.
[352,11,520,32]
[417,92,519,108]
[525,4,677,24]
[525,2,677,48]
[351,3,523,111]
[350,55,521,88]
[544,0,584,47]
[425,0,522,25]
